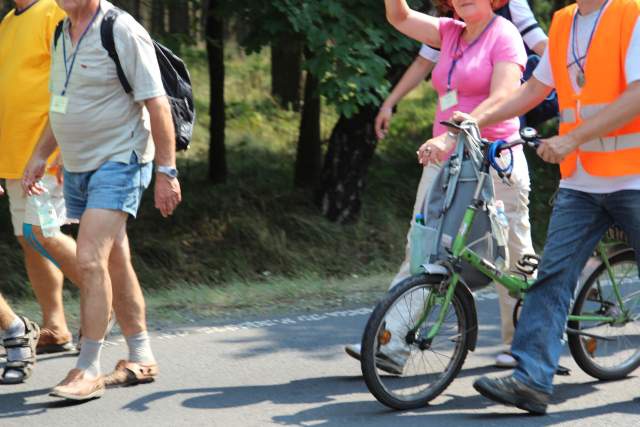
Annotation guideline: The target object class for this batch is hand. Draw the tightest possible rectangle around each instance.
[0,183,4,197]
[154,174,182,218]
[22,156,48,196]
[417,133,454,165]
[375,106,393,140]
[452,111,477,124]
[537,134,580,164]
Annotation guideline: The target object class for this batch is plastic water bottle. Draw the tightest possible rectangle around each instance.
[495,200,509,228]
[31,187,58,238]
[415,213,425,226]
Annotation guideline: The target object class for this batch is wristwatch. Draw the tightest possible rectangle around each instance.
[156,165,179,179]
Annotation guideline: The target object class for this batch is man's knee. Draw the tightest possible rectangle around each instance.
[76,251,108,279]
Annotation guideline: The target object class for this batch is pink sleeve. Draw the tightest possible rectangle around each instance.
[438,17,463,42]
[490,19,527,70]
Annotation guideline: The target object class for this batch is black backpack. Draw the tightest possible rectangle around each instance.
[54,8,195,151]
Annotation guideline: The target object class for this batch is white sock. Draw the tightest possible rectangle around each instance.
[125,331,155,364]
[3,317,30,381]
[75,338,103,379]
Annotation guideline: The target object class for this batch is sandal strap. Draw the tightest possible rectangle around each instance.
[5,360,33,369]
[2,362,32,381]
[3,337,30,348]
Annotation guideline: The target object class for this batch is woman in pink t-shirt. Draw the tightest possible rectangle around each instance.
[384,0,535,369]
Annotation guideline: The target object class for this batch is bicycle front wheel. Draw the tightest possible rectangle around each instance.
[360,274,471,410]
[568,250,640,380]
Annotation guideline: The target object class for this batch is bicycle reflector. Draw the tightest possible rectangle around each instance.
[378,329,392,346]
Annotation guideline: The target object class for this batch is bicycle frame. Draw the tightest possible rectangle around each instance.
[414,169,632,344]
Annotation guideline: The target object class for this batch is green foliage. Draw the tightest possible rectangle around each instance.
[236,0,426,117]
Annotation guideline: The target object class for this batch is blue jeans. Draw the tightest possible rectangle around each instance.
[512,188,640,394]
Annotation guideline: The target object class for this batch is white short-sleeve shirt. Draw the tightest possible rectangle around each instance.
[49,1,165,173]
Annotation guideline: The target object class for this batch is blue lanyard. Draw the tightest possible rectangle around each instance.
[61,5,101,96]
[447,15,498,91]
[570,1,608,76]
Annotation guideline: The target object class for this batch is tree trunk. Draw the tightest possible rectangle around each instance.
[151,0,166,38]
[271,39,302,111]
[294,71,322,188]
[315,106,378,223]
[315,64,406,223]
[206,0,227,183]
[168,0,190,38]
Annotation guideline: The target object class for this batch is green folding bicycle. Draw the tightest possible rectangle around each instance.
[360,124,640,410]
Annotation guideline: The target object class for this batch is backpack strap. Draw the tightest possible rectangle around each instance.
[53,19,64,49]
[100,8,133,94]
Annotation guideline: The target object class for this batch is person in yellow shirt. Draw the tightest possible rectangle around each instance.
[0,0,79,355]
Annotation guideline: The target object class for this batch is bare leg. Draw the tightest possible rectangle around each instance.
[0,294,18,331]
[109,225,146,337]
[76,209,128,342]
[17,235,74,336]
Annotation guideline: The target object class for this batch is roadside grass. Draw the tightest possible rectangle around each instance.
[10,273,393,329]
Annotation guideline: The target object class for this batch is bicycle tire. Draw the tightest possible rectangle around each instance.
[361,274,471,410]
[568,249,640,380]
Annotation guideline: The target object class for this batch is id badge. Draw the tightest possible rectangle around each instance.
[439,90,459,111]
[50,95,69,114]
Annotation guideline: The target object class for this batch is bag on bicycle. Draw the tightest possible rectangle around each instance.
[409,123,509,289]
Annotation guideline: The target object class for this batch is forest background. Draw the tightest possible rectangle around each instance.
[0,0,572,318]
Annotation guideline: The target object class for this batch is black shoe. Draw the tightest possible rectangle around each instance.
[473,375,549,415]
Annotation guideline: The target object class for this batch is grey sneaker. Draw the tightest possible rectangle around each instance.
[473,375,549,415]
[344,343,405,375]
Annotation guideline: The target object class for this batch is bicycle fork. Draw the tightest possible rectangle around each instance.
[403,273,463,350]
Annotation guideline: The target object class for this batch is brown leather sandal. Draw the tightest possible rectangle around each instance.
[103,360,158,387]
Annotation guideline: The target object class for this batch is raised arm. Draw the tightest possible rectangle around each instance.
[384,0,441,48]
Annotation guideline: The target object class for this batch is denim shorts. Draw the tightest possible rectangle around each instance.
[63,152,153,220]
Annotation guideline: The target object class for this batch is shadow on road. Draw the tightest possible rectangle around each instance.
[0,387,91,419]
[121,373,637,426]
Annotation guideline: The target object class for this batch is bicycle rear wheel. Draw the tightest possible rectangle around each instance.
[568,250,640,380]
[360,274,471,410]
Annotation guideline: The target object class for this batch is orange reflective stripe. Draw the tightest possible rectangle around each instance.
[580,149,640,177]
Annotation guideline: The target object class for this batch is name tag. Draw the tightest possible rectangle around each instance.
[440,90,458,111]
[50,95,69,114]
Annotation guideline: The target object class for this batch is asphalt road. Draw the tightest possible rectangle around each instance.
[1,290,638,426]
